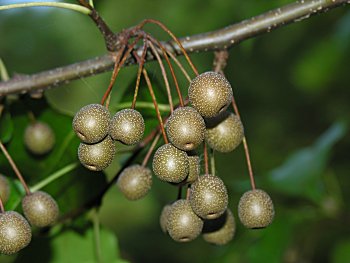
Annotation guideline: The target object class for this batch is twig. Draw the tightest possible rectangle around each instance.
[0,0,346,96]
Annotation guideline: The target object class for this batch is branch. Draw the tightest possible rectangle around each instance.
[0,0,348,96]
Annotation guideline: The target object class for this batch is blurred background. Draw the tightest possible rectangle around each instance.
[0,0,349,262]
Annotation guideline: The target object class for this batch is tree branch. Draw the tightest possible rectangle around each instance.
[0,0,348,96]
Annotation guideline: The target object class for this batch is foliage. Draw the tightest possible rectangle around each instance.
[0,1,349,262]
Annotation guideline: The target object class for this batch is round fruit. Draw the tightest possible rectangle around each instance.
[78,136,116,171]
[0,174,10,205]
[202,209,236,245]
[24,121,55,155]
[188,71,233,118]
[152,143,189,183]
[205,112,244,153]
[117,165,152,201]
[166,107,205,151]
[22,191,59,227]
[0,211,32,255]
[159,204,172,233]
[167,199,203,242]
[189,174,228,219]
[109,109,145,145]
[238,189,275,229]
[72,104,110,144]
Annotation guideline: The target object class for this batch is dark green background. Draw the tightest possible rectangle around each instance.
[0,0,349,262]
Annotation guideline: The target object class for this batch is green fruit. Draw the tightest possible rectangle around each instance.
[238,189,275,229]
[188,71,233,118]
[166,107,205,151]
[73,104,110,144]
[152,143,189,183]
[0,211,32,255]
[167,199,203,242]
[202,209,236,245]
[78,136,115,171]
[22,191,59,227]
[109,109,145,145]
[24,121,55,155]
[205,112,244,153]
[189,174,228,219]
[159,204,172,233]
[117,165,152,201]
[0,174,10,205]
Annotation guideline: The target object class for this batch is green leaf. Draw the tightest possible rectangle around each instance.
[15,227,128,263]
[267,122,347,202]
[332,240,350,263]
[0,111,13,143]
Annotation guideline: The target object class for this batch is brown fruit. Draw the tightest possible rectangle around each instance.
[0,211,32,255]
[22,191,59,227]
[109,109,145,145]
[73,104,110,144]
[78,136,116,171]
[24,121,55,155]
[205,111,244,153]
[167,199,203,242]
[166,107,205,151]
[202,209,236,245]
[117,165,152,201]
[238,189,275,229]
[159,204,172,233]
[188,72,233,118]
[152,144,189,183]
[189,174,228,219]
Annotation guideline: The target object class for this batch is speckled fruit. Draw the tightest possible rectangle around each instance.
[152,144,189,183]
[24,121,55,155]
[205,112,244,153]
[0,211,32,255]
[190,174,228,219]
[78,136,115,171]
[202,209,236,245]
[166,107,205,151]
[73,104,110,144]
[238,189,275,229]
[22,191,59,227]
[188,72,233,118]
[159,204,172,233]
[109,109,145,145]
[0,174,10,205]
[117,165,152,201]
[167,199,203,242]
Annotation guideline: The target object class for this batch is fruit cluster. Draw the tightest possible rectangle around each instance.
[73,105,145,171]
[73,71,275,245]
[0,174,59,255]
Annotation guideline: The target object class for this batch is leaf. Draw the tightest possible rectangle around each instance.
[0,111,13,143]
[331,240,350,263]
[14,227,128,263]
[267,122,347,203]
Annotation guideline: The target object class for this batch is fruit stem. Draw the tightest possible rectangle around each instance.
[0,141,31,195]
[146,35,184,107]
[203,142,209,175]
[165,49,192,83]
[138,19,199,76]
[0,196,4,213]
[142,68,169,144]
[142,132,161,167]
[147,40,174,113]
[131,40,148,110]
[231,97,256,190]
[210,148,216,177]
[101,35,143,106]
